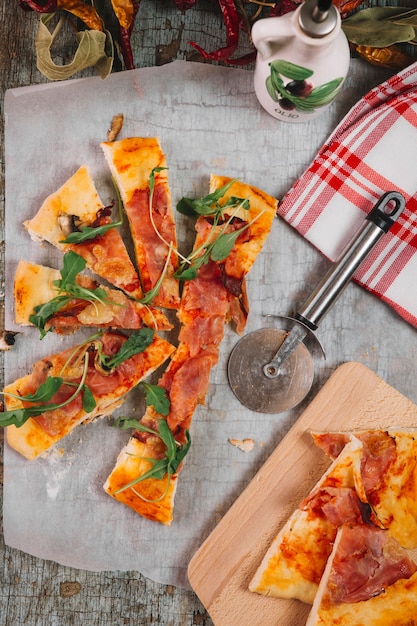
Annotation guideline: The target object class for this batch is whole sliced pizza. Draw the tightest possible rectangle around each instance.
[2,135,278,527]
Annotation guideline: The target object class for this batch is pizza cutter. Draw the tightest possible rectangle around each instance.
[227,191,405,413]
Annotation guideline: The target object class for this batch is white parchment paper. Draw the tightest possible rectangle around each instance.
[3,60,392,587]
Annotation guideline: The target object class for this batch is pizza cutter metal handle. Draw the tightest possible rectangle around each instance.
[263,191,405,377]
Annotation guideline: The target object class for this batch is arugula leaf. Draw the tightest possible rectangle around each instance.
[30,251,118,338]
[149,166,168,196]
[1,354,95,428]
[30,297,74,339]
[170,429,191,474]
[210,225,249,262]
[17,376,64,403]
[98,328,154,371]
[113,416,157,433]
[60,222,119,244]
[57,251,87,289]
[112,418,191,499]
[140,382,170,416]
[176,179,241,217]
[60,182,123,244]
[173,264,199,281]
[81,385,97,413]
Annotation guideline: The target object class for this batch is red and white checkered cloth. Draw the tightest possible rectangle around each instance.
[277,61,417,328]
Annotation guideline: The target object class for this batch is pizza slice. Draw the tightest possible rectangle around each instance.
[313,429,417,549]
[14,256,172,336]
[249,437,366,603]
[3,328,175,460]
[104,176,278,524]
[101,137,180,309]
[23,164,143,300]
[306,524,417,626]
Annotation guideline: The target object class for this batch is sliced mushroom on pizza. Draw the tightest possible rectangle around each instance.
[14,256,172,336]
[23,164,144,300]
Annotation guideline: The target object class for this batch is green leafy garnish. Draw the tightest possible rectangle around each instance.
[176,180,249,218]
[0,352,95,428]
[149,166,168,197]
[96,328,155,372]
[60,182,123,244]
[113,417,191,501]
[174,181,254,281]
[140,382,170,416]
[174,201,262,281]
[29,251,116,339]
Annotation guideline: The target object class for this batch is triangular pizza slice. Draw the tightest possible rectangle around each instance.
[14,257,172,335]
[3,329,175,460]
[313,429,417,549]
[249,437,366,603]
[23,164,143,300]
[103,176,278,525]
[306,524,417,626]
[101,137,180,309]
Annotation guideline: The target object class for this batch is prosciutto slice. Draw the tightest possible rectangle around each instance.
[104,175,278,524]
[306,524,417,626]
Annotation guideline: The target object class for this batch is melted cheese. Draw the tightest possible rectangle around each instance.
[14,260,60,325]
[249,439,363,604]
[306,528,417,626]
[24,165,104,247]
[101,137,180,309]
[104,434,178,526]
[5,333,175,460]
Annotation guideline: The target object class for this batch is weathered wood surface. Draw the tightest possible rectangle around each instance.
[2,2,417,625]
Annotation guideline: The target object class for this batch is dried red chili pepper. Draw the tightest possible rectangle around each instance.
[57,0,103,31]
[174,0,196,9]
[110,0,135,30]
[270,0,299,17]
[333,0,364,19]
[354,44,414,70]
[18,0,58,12]
[189,0,241,62]
[118,0,140,70]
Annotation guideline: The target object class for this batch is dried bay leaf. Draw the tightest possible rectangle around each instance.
[35,14,113,80]
[342,7,416,47]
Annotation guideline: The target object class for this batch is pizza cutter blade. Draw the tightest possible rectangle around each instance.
[228,191,406,413]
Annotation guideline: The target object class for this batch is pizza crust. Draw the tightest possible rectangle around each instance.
[101,137,180,309]
[14,259,172,332]
[104,434,178,526]
[249,438,363,603]
[14,261,61,325]
[24,165,104,246]
[5,332,175,460]
[23,164,143,299]
[306,526,417,626]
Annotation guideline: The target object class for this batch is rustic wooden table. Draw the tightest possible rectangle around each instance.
[1,2,417,625]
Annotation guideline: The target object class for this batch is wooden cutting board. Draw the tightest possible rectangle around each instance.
[188,362,417,626]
